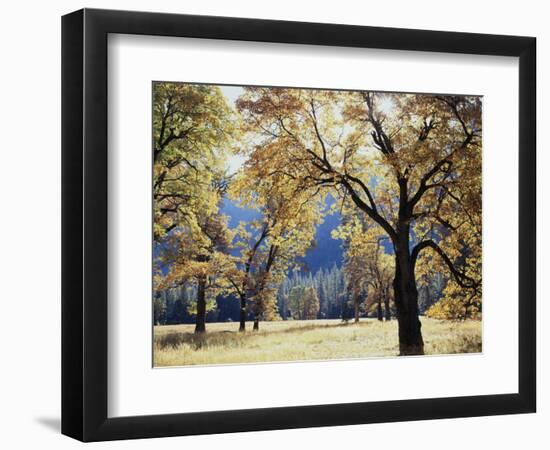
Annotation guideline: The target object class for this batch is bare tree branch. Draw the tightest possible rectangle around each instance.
[411,239,479,291]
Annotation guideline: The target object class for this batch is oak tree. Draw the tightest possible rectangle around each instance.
[227,166,323,330]
[237,88,482,354]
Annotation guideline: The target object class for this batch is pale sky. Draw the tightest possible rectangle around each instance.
[220,85,246,174]
[220,85,244,107]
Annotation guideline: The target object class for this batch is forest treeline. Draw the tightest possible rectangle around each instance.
[154,264,446,325]
[153,82,482,356]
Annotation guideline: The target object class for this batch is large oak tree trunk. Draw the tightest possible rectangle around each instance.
[239,293,246,332]
[194,277,207,334]
[253,317,259,331]
[394,228,424,355]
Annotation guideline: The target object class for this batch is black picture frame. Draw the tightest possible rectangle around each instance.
[62,8,536,442]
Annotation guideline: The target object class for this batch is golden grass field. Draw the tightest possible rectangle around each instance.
[153,318,482,367]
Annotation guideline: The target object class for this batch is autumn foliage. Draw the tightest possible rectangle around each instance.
[153,82,482,356]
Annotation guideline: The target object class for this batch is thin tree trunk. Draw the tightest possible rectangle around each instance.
[376,298,383,321]
[194,277,207,334]
[384,294,391,321]
[253,317,259,331]
[239,293,246,332]
[354,297,360,323]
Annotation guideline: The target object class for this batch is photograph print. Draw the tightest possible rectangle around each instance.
[152,82,482,367]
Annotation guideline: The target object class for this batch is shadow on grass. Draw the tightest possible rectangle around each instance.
[155,320,374,351]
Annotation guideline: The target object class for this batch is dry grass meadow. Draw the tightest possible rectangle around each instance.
[153,318,482,367]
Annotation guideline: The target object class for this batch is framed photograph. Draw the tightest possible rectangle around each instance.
[62,8,536,442]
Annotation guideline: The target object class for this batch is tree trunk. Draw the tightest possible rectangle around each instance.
[376,298,383,321]
[194,277,207,334]
[384,294,391,321]
[239,293,246,332]
[340,294,348,322]
[253,317,259,331]
[394,230,424,355]
[354,297,360,323]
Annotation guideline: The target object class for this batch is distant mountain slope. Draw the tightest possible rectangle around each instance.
[221,198,260,227]
[300,209,343,273]
[221,198,343,272]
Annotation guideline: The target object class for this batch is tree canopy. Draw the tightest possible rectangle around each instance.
[153,82,482,353]
[236,87,481,353]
